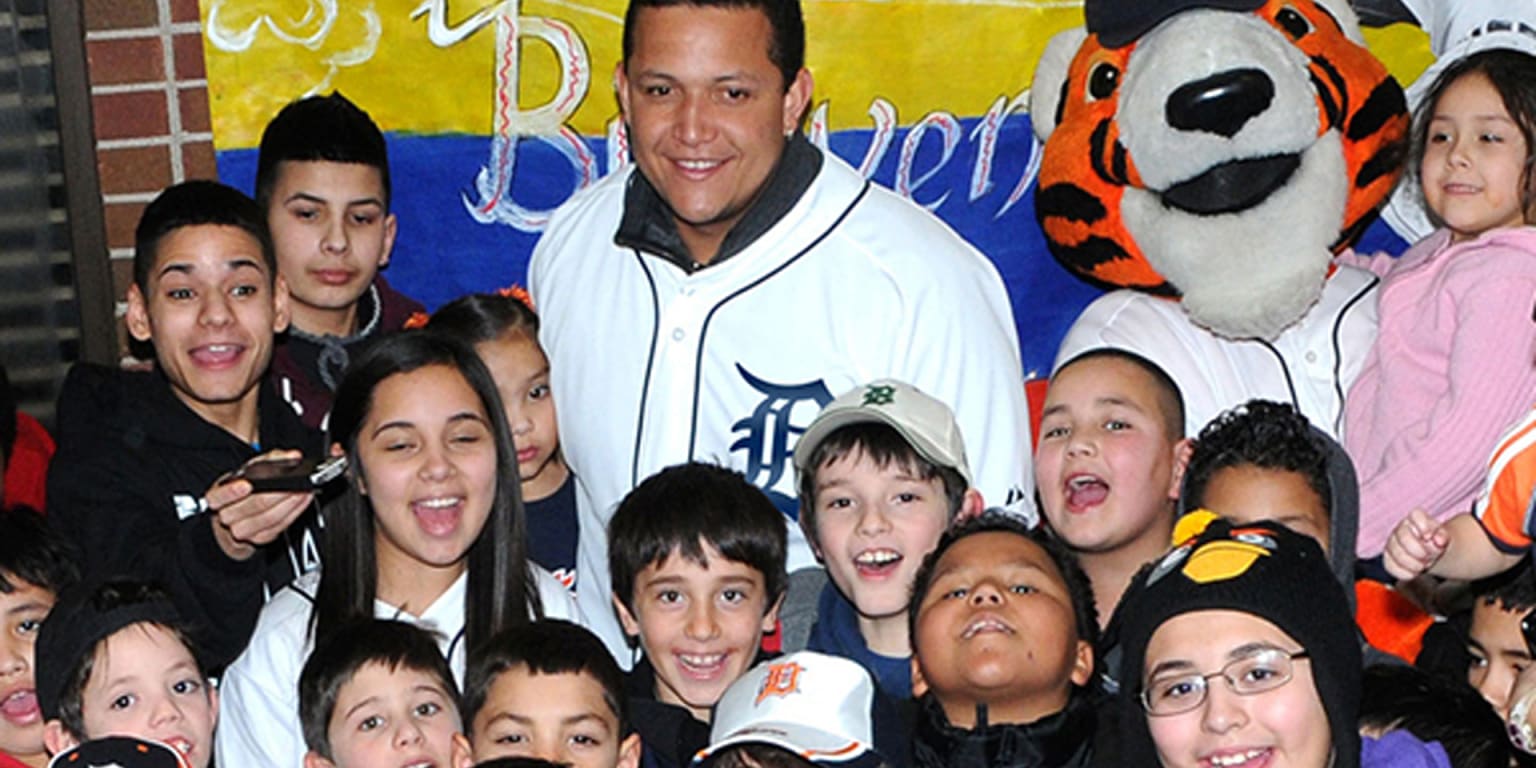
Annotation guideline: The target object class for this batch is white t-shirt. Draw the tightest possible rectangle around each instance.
[215,567,576,768]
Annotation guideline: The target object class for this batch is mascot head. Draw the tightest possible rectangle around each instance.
[1031,0,1408,340]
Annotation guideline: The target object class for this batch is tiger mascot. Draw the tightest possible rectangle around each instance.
[1036,0,1410,436]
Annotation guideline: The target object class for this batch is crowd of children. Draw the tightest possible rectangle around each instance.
[10,1,1536,767]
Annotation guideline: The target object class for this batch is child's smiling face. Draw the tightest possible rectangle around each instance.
[1142,610,1330,768]
[1035,356,1188,559]
[614,541,780,723]
[812,449,954,630]
[74,624,217,768]
[1420,70,1531,242]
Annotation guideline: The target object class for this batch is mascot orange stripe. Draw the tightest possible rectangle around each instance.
[1034,0,1407,295]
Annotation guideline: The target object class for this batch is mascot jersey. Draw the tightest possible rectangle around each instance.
[1473,406,1536,553]
[1056,265,1378,438]
[530,144,1031,662]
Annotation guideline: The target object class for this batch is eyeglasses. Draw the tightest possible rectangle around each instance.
[1141,647,1311,716]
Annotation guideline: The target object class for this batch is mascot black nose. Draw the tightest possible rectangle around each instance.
[1165,68,1274,138]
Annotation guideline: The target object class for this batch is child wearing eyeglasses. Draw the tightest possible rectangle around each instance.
[1116,513,1450,768]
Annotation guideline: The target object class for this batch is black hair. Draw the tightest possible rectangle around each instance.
[316,330,542,650]
[0,506,78,596]
[428,291,541,346]
[474,758,572,768]
[796,422,966,547]
[1359,664,1510,768]
[1052,347,1185,438]
[54,582,204,741]
[907,512,1099,675]
[299,618,460,760]
[708,744,819,768]
[1411,49,1536,225]
[1471,555,1536,613]
[133,180,275,292]
[255,91,390,210]
[609,462,787,616]
[621,0,805,92]
[0,363,14,470]
[1182,400,1331,517]
[463,619,628,737]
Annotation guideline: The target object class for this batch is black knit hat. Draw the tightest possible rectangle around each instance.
[35,580,189,721]
[1117,513,1362,768]
[1085,0,1266,49]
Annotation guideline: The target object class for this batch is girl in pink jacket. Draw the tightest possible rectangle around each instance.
[1348,48,1536,558]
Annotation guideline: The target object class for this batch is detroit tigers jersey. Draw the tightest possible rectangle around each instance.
[1473,407,1536,552]
[1055,265,1379,439]
[530,149,1032,661]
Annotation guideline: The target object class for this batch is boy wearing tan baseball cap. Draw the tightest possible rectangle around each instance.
[790,380,983,701]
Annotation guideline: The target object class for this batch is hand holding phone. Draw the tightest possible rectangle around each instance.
[236,455,348,493]
[206,450,332,561]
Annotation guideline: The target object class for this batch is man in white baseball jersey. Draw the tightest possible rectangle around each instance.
[529,0,1031,660]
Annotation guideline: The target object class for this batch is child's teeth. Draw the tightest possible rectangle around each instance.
[1208,749,1264,766]
[962,618,1010,638]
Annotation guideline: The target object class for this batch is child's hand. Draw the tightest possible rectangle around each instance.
[1382,508,1449,581]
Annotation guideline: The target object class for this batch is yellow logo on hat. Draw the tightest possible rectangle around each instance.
[756,661,804,705]
[1178,523,1279,584]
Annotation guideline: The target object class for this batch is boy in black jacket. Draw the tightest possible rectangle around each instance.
[908,513,1104,768]
[46,181,323,669]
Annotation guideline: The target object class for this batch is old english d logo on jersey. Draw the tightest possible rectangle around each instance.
[756,660,805,705]
[729,365,832,520]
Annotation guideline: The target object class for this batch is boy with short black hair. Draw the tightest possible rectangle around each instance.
[298,617,472,768]
[0,508,77,768]
[609,462,787,768]
[1430,560,1536,715]
[463,619,639,768]
[256,91,424,429]
[907,512,1100,768]
[1179,400,1432,663]
[788,379,981,699]
[1180,399,1360,589]
[1035,348,1191,627]
[36,581,216,768]
[46,181,323,670]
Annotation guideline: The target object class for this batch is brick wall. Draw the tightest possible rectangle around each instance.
[80,0,214,332]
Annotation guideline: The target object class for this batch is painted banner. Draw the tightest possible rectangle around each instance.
[201,1,1432,377]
